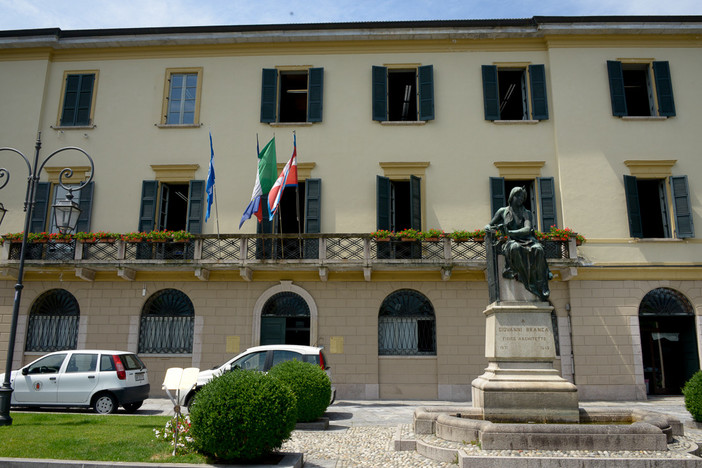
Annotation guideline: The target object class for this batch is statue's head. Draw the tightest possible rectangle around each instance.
[507,186,527,206]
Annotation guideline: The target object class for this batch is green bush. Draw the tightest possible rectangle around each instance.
[683,371,702,422]
[268,360,331,423]
[188,370,297,461]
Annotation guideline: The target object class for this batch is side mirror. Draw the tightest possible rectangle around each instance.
[21,368,29,376]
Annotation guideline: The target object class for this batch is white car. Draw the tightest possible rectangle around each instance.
[184,344,334,407]
[0,350,150,414]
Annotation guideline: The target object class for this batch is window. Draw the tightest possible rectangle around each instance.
[161,68,203,125]
[58,72,97,127]
[482,64,548,121]
[138,179,205,233]
[138,289,194,354]
[372,65,434,122]
[607,61,675,117]
[378,289,436,356]
[26,289,80,352]
[257,177,321,259]
[490,176,557,231]
[66,353,97,373]
[623,175,694,238]
[232,351,268,371]
[376,175,422,259]
[29,181,94,235]
[260,67,324,123]
[26,353,67,374]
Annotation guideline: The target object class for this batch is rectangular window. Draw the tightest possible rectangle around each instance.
[372,65,434,122]
[139,179,205,233]
[607,60,676,117]
[260,67,324,123]
[482,64,548,121]
[161,68,203,125]
[59,72,97,127]
[490,177,558,231]
[623,175,694,238]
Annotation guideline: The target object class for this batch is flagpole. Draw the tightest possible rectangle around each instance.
[293,132,302,256]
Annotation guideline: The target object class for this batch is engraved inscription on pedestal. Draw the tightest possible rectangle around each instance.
[488,311,555,360]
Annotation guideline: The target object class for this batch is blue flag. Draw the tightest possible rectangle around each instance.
[205,132,215,222]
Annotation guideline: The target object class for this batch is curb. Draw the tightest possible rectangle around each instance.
[0,453,303,468]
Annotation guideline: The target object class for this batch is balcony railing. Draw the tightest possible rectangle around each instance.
[1,234,579,279]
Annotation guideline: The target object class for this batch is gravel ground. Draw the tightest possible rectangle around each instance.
[282,426,456,467]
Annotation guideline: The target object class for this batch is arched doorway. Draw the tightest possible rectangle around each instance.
[639,288,699,395]
[260,291,310,346]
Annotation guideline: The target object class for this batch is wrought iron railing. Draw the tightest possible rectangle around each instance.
[3,234,577,266]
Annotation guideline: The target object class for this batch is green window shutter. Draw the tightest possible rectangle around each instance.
[372,66,388,121]
[623,175,643,238]
[482,65,500,121]
[410,175,422,230]
[260,68,278,123]
[418,65,435,121]
[138,180,159,232]
[607,61,628,117]
[75,181,94,233]
[304,178,322,233]
[61,74,95,126]
[529,65,549,120]
[652,61,676,117]
[186,180,205,234]
[307,68,324,122]
[670,175,694,238]
[537,177,557,230]
[29,182,50,233]
[376,175,391,230]
[489,177,506,217]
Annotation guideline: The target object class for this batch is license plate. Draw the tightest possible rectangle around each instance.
[135,373,145,381]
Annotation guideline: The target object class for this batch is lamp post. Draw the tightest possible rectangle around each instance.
[0,132,94,426]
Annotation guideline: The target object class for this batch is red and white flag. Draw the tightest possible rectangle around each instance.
[267,134,298,220]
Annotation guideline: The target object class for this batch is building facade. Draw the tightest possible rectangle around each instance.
[0,16,700,401]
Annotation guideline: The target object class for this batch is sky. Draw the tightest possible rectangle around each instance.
[1,0,701,31]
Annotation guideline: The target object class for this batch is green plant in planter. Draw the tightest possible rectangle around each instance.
[420,228,445,240]
[683,371,702,422]
[171,230,194,241]
[120,232,146,242]
[396,228,420,240]
[188,370,296,461]
[268,360,331,423]
[370,229,393,240]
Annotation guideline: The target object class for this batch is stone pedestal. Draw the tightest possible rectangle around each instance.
[471,300,579,423]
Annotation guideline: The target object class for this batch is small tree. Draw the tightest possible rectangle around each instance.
[683,371,702,422]
[188,370,296,461]
[268,360,332,423]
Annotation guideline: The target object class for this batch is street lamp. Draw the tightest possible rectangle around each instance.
[0,132,94,426]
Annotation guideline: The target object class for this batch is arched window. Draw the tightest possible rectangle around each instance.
[640,288,694,316]
[26,289,80,352]
[138,289,194,354]
[378,289,436,356]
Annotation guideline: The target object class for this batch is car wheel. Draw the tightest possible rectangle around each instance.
[93,393,118,414]
[122,401,143,413]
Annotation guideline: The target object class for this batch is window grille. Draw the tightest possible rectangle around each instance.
[139,289,194,354]
[262,292,310,317]
[378,289,436,356]
[26,289,79,352]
